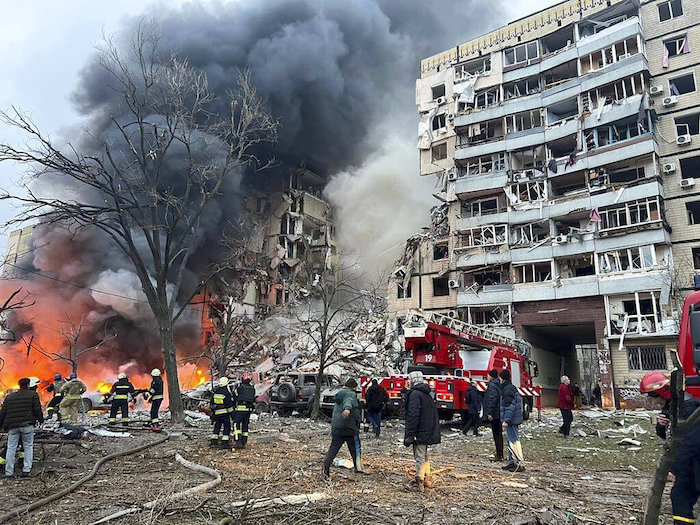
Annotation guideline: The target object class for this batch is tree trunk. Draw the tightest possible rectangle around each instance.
[159,320,185,423]
[72,361,78,375]
[311,367,324,420]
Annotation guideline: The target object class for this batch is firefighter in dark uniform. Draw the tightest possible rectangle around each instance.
[147,368,164,430]
[641,371,700,524]
[211,377,234,449]
[46,373,64,421]
[232,372,256,449]
[109,373,135,426]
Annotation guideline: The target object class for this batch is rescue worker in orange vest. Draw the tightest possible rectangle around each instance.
[210,377,234,449]
[46,374,64,421]
[147,369,164,430]
[232,372,256,449]
[641,371,700,525]
[109,373,135,426]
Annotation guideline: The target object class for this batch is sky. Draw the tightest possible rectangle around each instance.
[0,0,559,257]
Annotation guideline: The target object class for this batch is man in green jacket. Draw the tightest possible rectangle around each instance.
[322,378,363,479]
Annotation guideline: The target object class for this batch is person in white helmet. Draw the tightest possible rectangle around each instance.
[109,373,135,427]
[210,377,234,449]
[147,369,164,431]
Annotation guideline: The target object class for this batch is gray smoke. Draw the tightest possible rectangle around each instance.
[16,0,506,371]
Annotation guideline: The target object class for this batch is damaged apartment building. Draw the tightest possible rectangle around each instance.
[390,0,700,408]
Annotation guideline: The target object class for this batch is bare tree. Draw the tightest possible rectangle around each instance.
[293,250,383,420]
[0,23,278,421]
[22,313,117,375]
[0,288,35,342]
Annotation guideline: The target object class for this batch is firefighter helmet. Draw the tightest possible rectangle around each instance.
[69,373,77,380]
[28,377,41,389]
[640,371,671,400]
[151,368,161,377]
[218,377,229,387]
[117,373,127,380]
[54,373,62,381]
[242,372,252,383]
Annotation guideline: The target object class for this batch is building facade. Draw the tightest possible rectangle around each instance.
[390,0,700,407]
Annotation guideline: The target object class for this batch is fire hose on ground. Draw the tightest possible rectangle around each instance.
[0,429,171,523]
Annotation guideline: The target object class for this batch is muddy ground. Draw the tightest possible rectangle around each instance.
[0,408,684,524]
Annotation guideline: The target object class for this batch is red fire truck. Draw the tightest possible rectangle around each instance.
[362,310,542,421]
[677,290,700,398]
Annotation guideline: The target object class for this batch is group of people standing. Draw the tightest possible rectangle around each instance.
[209,373,256,449]
[323,368,527,484]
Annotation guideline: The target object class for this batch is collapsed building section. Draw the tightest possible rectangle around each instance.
[391,0,700,408]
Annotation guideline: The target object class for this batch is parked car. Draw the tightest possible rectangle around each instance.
[79,391,112,412]
[269,372,339,416]
[320,385,344,416]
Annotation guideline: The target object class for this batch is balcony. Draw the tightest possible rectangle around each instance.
[599,269,669,296]
[582,93,645,130]
[551,134,656,176]
[455,138,506,159]
[455,170,508,197]
[576,17,642,57]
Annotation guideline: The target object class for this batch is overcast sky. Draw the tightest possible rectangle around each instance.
[0,0,558,256]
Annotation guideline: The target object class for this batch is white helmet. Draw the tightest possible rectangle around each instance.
[117,373,127,380]
[151,369,161,377]
[218,377,229,387]
[28,377,41,389]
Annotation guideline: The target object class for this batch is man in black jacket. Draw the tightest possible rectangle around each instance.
[232,372,256,449]
[365,379,389,437]
[404,371,440,487]
[483,369,504,461]
[109,373,135,427]
[0,377,44,477]
[462,379,482,436]
[147,369,164,430]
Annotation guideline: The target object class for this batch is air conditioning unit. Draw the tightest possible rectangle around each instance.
[662,162,677,174]
[649,85,664,96]
[447,309,458,318]
[677,134,692,145]
[680,178,696,188]
[662,95,678,107]
[554,234,568,244]
[435,96,446,105]
[448,279,460,289]
[447,113,455,122]
[446,168,458,181]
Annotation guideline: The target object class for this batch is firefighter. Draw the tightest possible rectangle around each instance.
[59,373,87,423]
[146,369,164,430]
[641,371,700,525]
[232,372,256,449]
[109,373,135,427]
[211,377,234,448]
[46,374,64,421]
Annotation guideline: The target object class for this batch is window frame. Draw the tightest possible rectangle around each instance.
[431,142,447,161]
[627,346,667,371]
[669,71,696,96]
[658,0,683,22]
[664,35,689,58]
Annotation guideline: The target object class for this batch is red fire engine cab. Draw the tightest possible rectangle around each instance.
[362,310,542,421]
[678,290,700,398]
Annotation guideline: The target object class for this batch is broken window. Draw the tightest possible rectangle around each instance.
[467,304,512,325]
[432,278,450,297]
[680,155,699,180]
[664,35,690,58]
[512,261,552,283]
[541,60,577,89]
[463,153,505,176]
[460,224,508,248]
[505,109,543,134]
[675,114,700,137]
[550,171,587,197]
[432,114,446,131]
[658,0,683,21]
[504,76,540,100]
[431,84,446,100]
[431,143,447,161]
[548,134,577,160]
[462,119,504,145]
[609,291,661,335]
[506,180,546,205]
[504,41,539,66]
[557,254,595,278]
[693,247,700,270]
[463,196,501,217]
[510,147,545,170]
[510,222,549,246]
[687,201,700,225]
[579,37,639,74]
[464,265,508,286]
[669,73,695,96]
[546,98,578,125]
[599,246,657,273]
[599,198,660,231]
[608,165,645,184]
[397,281,412,299]
[433,243,449,260]
[541,26,574,56]
[590,118,644,150]
[584,73,645,111]
[627,346,667,371]
[470,87,500,110]
[454,56,491,81]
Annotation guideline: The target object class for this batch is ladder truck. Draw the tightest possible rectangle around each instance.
[362,310,542,421]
